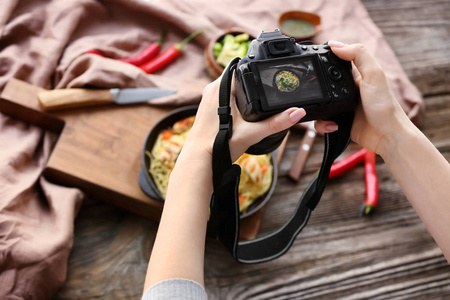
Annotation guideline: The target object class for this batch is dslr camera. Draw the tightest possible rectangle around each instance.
[235,29,359,154]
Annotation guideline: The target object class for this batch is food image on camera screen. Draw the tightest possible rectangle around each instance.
[256,57,324,108]
[275,70,300,93]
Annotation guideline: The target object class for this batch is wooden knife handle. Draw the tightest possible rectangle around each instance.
[289,126,316,182]
[38,89,113,111]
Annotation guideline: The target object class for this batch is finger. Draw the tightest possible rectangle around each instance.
[351,62,362,87]
[264,107,306,135]
[327,41,386,86]
[243,108,306,146]
[315,120,339,134]
[231,75,236,97]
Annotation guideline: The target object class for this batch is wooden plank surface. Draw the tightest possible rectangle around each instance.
[55,0,450,299]
[0,78,169,220]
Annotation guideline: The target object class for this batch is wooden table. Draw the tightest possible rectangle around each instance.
[55,0,450,299]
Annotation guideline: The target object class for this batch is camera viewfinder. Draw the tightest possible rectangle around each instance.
[267,39,294,57]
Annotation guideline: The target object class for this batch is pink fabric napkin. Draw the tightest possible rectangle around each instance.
[0,114,83,299]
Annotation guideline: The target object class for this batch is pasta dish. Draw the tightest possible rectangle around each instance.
[146,116,273,213]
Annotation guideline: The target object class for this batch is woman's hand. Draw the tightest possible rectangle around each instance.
[317,43,450,262]
[315,41,409,158]
[185,76,306,162]
[145,72,306,291]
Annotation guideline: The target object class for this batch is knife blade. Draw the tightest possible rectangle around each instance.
[37,87,177,111]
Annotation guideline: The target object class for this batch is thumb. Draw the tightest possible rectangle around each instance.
[327,41,385,86]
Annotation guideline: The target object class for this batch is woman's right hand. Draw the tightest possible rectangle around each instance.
[316,44,450,264]
[315,42,410,158]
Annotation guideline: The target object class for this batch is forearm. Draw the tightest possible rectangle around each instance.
[380,114,450,261]
[144,147,213,291]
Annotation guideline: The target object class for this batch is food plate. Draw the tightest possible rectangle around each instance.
[138,105,278,219]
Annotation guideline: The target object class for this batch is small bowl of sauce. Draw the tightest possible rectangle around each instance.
[278,11,322,41]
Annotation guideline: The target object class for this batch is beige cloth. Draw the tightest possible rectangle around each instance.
[0,0,423,298]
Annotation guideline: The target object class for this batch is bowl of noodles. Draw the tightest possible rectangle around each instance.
[138,105,278,218]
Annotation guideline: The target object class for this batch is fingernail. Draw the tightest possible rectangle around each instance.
[289,108,306,123]
[325,124,339,132]
[328,40,345,48]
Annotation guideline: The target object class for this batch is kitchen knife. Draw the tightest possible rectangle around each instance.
[38,87,177,111]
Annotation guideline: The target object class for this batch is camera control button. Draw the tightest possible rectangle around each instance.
[341,87,350,94]
[332,92,340,99]
[301,45,308,50]
[330,84,336,90]
[312,45,319,50]
[323,45,331,50]
[328,66,343,81]
[320,56,329,63]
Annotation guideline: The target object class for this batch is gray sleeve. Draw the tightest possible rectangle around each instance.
[141,278,208,300]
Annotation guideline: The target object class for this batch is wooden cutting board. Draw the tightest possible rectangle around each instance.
[0,78,264,239]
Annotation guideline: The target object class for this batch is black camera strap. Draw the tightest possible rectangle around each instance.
[208,57,354,264]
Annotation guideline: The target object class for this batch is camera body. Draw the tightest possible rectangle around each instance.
[234,29,359,153]
[235,29,359,123]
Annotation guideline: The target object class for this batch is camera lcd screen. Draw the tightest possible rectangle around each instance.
[254,56,325,109]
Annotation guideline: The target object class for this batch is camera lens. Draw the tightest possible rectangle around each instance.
[328,66,342,81]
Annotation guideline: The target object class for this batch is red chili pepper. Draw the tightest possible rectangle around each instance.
[84,30,164,65]
[363,150,379,215]
[118,42,160,66]
[118,31,164,66]
[140,29,204,74]
[329,148,368,179]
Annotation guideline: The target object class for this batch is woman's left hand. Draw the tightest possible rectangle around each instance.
[185,77,306,162]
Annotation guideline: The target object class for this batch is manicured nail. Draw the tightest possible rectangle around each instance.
[289,108,306,123]
[328,40,345,48]
[325,124,339,132]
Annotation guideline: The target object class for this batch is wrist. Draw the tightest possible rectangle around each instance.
[170,144,213,183]
[167,147,214,206]
[377,111,420,163]
[178,142,212,163]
